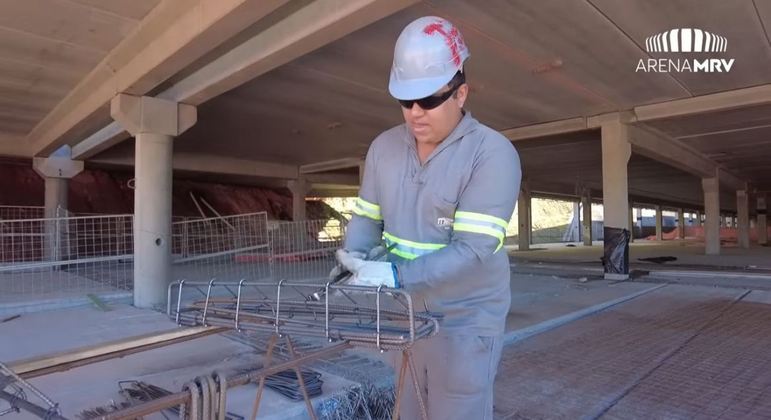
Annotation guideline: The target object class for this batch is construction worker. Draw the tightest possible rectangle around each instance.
[336,16,521,420]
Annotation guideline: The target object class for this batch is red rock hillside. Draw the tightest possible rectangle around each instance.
[0,159,341,221]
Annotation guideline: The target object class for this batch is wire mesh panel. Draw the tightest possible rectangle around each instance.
[268,219,346,283]
[0,214,133,302]
[0,205,44,221]
[171,212,271,283]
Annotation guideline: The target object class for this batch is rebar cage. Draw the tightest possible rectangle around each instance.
[168,280,440,352]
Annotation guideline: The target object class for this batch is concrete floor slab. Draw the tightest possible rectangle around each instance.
[492,284,771,419]
[1,304,175,361]
[0,304,356,420]
[506,273,660,334]
[10,269,771,419]
[600,290,771,420]
[508,240,771,271]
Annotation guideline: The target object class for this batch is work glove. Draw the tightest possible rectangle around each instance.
[335,249,400,288]
[328,250,365,281]
[328,246,389,281]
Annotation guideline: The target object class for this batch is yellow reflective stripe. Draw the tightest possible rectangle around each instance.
[453,222,505,252]
[454,211,508,229]
[352,206,382,221]
[383,232,446,250]
[356,198,380,212]
[389,247,419,260]
[353,197,382,221]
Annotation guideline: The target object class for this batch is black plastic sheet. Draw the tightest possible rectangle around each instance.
[603,227,630,275]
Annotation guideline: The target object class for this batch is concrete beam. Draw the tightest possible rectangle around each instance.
[32,146,84,180]
[627,125,746,191]
[587,111,636,129]
[71,122,128,160]
[501,117,587,142]
[158,0,419,105]
[299,157,363,174]
[627,125,714,177]
[90,153,299,180]
[65,0,417,162]
[0,135,34,158]
[717,168,746,192]
[308,187,359,198]
[305,173,359,186]
[111,94,197,137]
[29,0,291,156]
[635,84,771,121]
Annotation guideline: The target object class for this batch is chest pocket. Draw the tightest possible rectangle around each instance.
[425,162,465,236]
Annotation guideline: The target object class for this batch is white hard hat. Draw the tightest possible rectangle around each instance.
[389,16,469,100]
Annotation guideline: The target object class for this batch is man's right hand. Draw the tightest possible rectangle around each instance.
[328,250,365,281]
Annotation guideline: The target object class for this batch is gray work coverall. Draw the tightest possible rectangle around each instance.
[344,112,522,420]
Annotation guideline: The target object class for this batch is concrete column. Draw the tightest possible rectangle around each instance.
[702,176,720,255]
[678,208,686,240]
[696,211,703,227]
[737,190,750,249]
[572,201,580,242]
[33,146,84,262]
[518,183,531,251]
[629,205,635,243]
[288,177,308,221]
[111,94,196,309]
[581,192,592,246]
[757,194,768,245]
[635,207,642,236]
[43,178,68,218]
[655,205,663,241]
[601,117,631,280]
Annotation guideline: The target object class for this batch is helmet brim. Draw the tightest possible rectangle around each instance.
[388,70,454,101]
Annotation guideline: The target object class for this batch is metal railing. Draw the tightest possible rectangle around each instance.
[0,209,347,305]
[0,205,44,221]
[171,212,272,284]
[0,214,134,301]
[268,218,345,283]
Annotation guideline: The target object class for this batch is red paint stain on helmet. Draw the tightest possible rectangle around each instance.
[423,21,465,66]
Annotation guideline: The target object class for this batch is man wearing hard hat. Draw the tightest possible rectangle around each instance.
[336,16,522,419]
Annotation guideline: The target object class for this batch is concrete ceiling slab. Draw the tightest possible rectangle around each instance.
[0,0,768,203]
[643,103,771,188]
[0,0,160,139]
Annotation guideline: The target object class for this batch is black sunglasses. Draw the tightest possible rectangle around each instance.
[398,74,465,110]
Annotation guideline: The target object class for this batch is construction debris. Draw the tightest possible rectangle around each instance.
[86,294,112,312]
[638,256,678,264]
[78,401,131,419]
